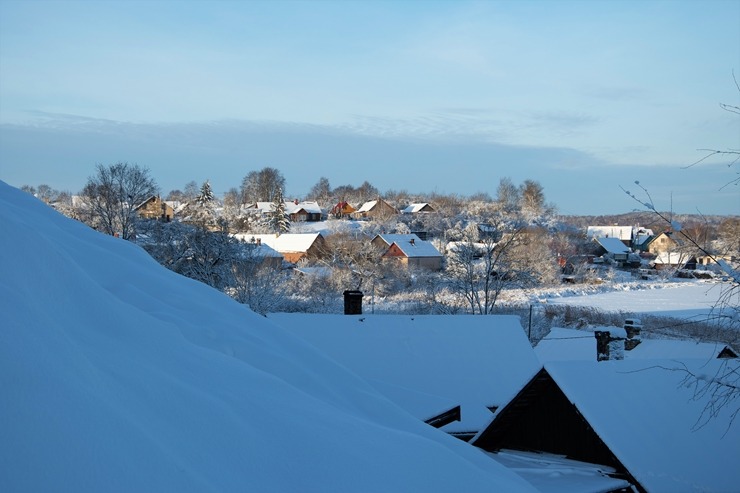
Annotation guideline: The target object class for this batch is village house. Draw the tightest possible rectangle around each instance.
[353,197,397,220]
[134,195,174,222]
[285,200,322,222]
[643,231,680,254]
[245,200,322,222]
[329,201,357,218]
[233,236,284,268]
[371,234,444,271]
[236,233,326,264]
[472,355,740,493]
[401,203,436,214]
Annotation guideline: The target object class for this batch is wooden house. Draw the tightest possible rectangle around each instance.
[371,234,444,271]
[237,233,326,264]
[134,196,174,222]
[643,232,679,254]
[329,201,357,218]
[473,358,740,493]
[401,203,436,214]
[285,200,322,222]
[353,198,397,220]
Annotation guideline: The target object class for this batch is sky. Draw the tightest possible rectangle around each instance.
[0,0,739,215]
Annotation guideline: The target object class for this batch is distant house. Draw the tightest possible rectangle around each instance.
[245,201,322,222]
[234,236,284,268]
[134,196,174,222]
[236,233,326,264]
[472,357,740,493]
[329,201,356,218]
[643,231,680,254]
[372,234,444,271]
[285,200,322,222]
[353,198,397,220]
[650,251,697,271]
[401,203,436,214]
[586,226,634,247]
[593,237,632,263]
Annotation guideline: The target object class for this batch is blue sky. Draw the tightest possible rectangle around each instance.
[1,0,738,215]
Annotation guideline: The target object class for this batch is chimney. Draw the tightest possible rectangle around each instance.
[595,328,626,361]
[624,318,642,350]
[410,238,415,246]
[343,290,363,315]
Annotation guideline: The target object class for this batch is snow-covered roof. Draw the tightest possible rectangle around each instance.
[267,313,542,432]
[586,226,633,241]
[234,233,322,253]
[285,200,322,214]
[491,450,632,493]
[247,201,321,215]
[546,358,740,493]
[402,203,433,213]
[376,234,442,258]
[0,181,538,493]
[594,237,630,254]
[356,199,378,213]
[233,237,283,258]
[652,252,693,266]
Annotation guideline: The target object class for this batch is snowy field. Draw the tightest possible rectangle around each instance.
[538,280,736,320]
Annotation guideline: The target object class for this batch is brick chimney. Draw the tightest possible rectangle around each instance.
[343,290,363,315]
[624,318,642,351]
[595,328,626,361]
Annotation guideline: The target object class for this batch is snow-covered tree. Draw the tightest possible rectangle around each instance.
[196,180,215,205]
[268,187,290,234]
[80,162,158,240]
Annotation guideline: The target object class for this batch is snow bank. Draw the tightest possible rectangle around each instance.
[0,182,535,493]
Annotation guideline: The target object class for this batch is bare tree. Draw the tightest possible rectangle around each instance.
[240,167,286,204]
[80,162,158,240]
[445,218,528,315]
[620,77,740,428]
[308,176,332,208]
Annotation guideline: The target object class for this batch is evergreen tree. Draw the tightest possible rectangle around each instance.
[269,187,290,234]
[197,180,215,206]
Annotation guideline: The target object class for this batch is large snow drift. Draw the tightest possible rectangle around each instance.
[0,181,535,493]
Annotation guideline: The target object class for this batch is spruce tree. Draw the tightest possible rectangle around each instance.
[269,187,290,234]
[197,180,215,206]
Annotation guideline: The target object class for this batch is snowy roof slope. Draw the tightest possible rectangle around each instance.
[376,234,443,258]
[547,359,740,493]
[0,181,537,493]
[267,313,542,432]
[402,203,433,213]
[357,199,378,212]
[594,236,630,254]
[234,232,322,253]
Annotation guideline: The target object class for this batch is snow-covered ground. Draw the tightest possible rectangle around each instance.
[513,279,737,321]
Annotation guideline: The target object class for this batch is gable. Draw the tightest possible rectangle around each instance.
[473,369,630,477]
